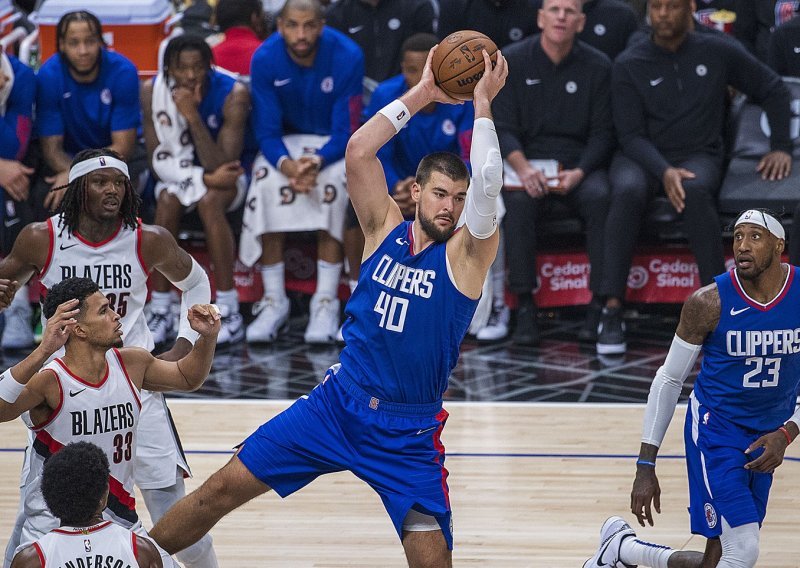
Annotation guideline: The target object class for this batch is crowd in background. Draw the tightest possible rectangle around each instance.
[1,0,800,358]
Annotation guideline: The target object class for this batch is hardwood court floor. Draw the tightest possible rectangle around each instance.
[2,402,799,567]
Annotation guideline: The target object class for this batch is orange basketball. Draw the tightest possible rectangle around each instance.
[431,30,498,101]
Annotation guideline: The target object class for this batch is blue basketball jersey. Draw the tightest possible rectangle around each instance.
[694,266,800,432]
[338,221,479,404]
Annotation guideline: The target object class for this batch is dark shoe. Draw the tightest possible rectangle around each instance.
[596,306,626,355]
[512,304,540,346]
[578,299,603,342]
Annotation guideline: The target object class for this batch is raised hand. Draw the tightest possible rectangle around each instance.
[188,303,222,337]
[39,299,80,355]
[473,49,508,105]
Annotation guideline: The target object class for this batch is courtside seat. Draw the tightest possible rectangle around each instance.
[718,76,800,231]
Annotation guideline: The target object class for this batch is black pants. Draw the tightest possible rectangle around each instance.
[503,169,610,295]
[607,152,725,290]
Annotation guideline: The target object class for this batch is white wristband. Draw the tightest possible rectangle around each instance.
[378,99,411,133]
[0,369,25,403]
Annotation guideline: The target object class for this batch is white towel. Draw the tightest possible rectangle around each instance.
[151,73,209,207]
[239,134,349,267]
[0,52,15,117]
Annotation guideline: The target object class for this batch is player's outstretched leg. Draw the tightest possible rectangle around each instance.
[150,455,270,555]
[402,528,452,568]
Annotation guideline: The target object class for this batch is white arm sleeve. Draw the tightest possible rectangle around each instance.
[641,335,702,447]
[172,257,211,345]
[787,405,800,431]
[465,117,503,239]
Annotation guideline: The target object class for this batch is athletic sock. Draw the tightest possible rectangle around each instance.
[215,288,239,314]
[316,260,343,299]
[260,262,288,301]
[620,537,675,568]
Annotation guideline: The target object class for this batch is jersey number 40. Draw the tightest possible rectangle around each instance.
[374,291,409,333]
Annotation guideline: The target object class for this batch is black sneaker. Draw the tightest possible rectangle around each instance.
[578,299,603,342]
[596,307,626,355]
[512,304,540,346]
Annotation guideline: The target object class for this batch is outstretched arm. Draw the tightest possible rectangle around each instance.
[631,285,718,527]
[121,304,220,392]
[345,47,463,256]
[447,50,508,299]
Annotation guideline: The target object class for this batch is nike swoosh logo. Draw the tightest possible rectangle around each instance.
[348,25,364,33]
[416,426,437,435]
[525,78,541,86]
[396,237,409,246]
[69,388,86,397]
[794,46,800,53]
[3,218,20,228]
[650,77,664,86]
[730,306,750,316]
[273,78,291,87]
[59,243,79,251]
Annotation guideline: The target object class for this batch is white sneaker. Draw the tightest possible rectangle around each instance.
[476,304,510,341]
[1,299,34,350]
[217,304,244,345]
[304,295,340,344]
[246,296,290,343]
[147,309,174,346]
[583,516,637,568]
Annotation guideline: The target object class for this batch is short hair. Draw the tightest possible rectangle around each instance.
[401,33,439,57]
[56,148,141,237]
[279,0,325,21]
[415,152,470,187]
[215,0,262,32]
[43,277,100,320]
[42,442,109,526]
[56,10,106,50]
[162,34,214,78]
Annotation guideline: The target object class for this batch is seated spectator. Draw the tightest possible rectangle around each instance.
[768,15,800,76]
[0,51,34,351]
[437,0,540,48]
[241,0,363,345]
[734,0,798,62]
[493,0,614,347]
[142,34,251,346]
[610,0,791,349]
[3,10,142,352]
[325,0,434,92]
[212,0,267,76]
[533,0,640,59]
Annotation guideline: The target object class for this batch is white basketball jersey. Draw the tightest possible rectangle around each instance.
[32,521,139,568]
[40,215,153,351]
[25,350,142,528]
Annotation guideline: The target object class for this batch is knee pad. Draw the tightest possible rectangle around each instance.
[718,520,759,568]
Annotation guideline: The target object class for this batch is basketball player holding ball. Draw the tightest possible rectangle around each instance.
[149,43,507,566]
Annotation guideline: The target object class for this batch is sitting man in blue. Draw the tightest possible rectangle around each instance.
[241,0,364,345]
[142,34,252,347]
[36,10,141,209]
[149,47,509,566]
[0,51,34,255]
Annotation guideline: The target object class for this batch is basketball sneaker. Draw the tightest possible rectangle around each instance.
[304,295,340,344]
[476,303,510,341]
[1,295,33,350]
[583,516,637,568]
[246,295,290,343]
[147,309,174,346]
[597,306,626,355]
[217,304,244,346]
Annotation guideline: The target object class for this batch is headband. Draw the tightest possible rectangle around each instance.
[68,155,130,184]
[734,209,785,240]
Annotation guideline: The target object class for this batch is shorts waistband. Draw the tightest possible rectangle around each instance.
[329,366,443,417]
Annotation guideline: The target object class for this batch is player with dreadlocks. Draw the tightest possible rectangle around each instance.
[0,148,220,568]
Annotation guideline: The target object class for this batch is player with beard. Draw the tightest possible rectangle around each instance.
[0,149,219,568]
[0,277,220,566]
[586,209,800,567]
[149,48,508,566]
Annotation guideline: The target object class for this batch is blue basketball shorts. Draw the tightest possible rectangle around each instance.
[237,367,454,548]
[684,394,773,538]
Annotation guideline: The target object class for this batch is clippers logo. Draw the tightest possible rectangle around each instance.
[100,88,112,105]
[696,64,708,77]
[321,77,334,93]
[704,503,717,528]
